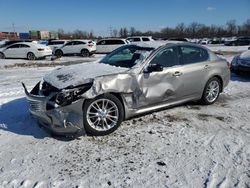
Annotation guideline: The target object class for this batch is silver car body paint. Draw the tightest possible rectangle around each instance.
[23,43,230,135]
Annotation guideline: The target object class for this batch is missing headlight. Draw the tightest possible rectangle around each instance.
[55,83,93,106]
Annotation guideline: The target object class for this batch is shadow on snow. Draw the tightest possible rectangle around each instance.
[0,97,48,139]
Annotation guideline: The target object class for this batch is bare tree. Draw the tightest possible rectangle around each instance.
[129,27,136,36]
[226,20,237,36]
[112,29,118,37]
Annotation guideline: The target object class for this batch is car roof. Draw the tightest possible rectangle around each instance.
[99,38,126,41]
[127,36,152,38]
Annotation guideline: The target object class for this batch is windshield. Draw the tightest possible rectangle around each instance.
[100,45,154,68]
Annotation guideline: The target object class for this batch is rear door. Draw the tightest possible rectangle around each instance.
[18,44,30,58]
[73,41,86,53]
[62,41,74,54]
[177,45,210,97]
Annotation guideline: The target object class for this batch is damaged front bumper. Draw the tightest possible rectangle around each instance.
[22,82,85,136]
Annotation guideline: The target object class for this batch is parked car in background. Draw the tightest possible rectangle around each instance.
[127,36,154,43]
[23,43,230,136]
[0,42,52,60]
[38,40,49,46]
[224,36,250,46]
[96,38,129,53]
[47,40,68,51]
[199,38,210,45]
[168,38,189,42]
[54,40,96,57]
[231,50,250,74]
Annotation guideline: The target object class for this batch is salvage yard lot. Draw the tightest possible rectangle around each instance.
[0,47,250,187]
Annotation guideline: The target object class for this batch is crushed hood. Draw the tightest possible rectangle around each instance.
[43,62,129,89]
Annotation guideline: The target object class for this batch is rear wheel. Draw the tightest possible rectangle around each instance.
[201,77,221,105]
[27,52,36,60]
[81,49,90,57]
[55,50,63,58]
[0,52,5,59]
[83,94,124,136]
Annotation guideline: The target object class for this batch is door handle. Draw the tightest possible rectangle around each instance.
[173,71,182,77]
[204,65,210,69]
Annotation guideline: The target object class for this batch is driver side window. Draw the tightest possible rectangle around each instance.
[150,47,179,67]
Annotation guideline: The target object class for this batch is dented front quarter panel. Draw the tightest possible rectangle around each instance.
[82,65,181,118]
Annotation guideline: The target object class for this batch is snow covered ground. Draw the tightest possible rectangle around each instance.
[0,51,250,187]
[0,54,105,69]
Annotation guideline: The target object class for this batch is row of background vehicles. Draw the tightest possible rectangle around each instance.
[0,36,250,75]
[0,36,154,60]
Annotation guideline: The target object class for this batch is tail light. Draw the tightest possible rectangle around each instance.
[88,41,94,47]
[38,48,44,51]
[226,61,231,68]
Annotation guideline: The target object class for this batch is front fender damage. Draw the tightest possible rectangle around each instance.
[82,73,142,109]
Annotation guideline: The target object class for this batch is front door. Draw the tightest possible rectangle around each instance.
[136,46,185,108]
[4,44,20,58]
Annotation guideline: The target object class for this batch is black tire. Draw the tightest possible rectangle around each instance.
[83,94,124,136]
[81,49,90,57]
[0,52,5,59]
[27,52,36,60]
[201,77,222,105]
[55,50,63,58]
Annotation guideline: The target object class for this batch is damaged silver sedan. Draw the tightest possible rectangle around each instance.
[23,43,230,136]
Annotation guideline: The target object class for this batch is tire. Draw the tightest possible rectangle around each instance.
[201,77,221,105]
[55,50,63,58]
[83,94,124,136]
[0,52,5,59]
[81,49,90,57]
[27,52,36,60]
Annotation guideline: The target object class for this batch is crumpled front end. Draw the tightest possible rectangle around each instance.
[22,82,88,135]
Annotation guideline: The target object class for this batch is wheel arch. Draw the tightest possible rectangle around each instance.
[211,75,223,92]
[81,48,89,53]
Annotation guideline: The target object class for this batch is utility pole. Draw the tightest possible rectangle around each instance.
[12,23,16,39]
[108,25,113,37]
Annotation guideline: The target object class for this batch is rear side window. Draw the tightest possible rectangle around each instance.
[73,41,86,45]
[108,40,125,45]
[180,46,209,65]
[97,40,106,45]
[142,38,150,41]
[128,38,141,42]
[19,44,30,48]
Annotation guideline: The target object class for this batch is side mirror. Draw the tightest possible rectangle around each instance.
[144,64,163,73]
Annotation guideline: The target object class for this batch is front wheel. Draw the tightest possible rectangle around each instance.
[0,52,5,59]
[83,94,124,136]
[201,77,221,105]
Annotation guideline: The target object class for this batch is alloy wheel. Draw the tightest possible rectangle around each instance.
[86,98,119,131]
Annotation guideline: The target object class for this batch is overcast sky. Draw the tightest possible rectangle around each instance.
[0,0,249,36]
